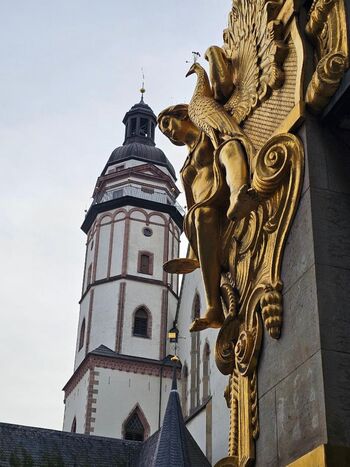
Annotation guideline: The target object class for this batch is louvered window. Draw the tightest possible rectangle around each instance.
[130,118,137,136]
[133,309,148,337]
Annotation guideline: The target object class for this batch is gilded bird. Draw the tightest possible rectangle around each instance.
[185,62,242,149]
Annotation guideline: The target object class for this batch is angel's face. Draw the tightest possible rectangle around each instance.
[159,115,187,146]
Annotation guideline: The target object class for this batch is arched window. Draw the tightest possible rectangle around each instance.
[203,342,210,401]
[122,405,150,442]
[133,307,150,338]
[124,413,144,441]
[181,363,189,417]
[190,293,201,412]
[78,319,86,351]
[71,417,76,433]
[138,251,153,275]
[193,294,200,320]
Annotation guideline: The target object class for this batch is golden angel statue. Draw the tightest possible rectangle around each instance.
[158,89,258,332]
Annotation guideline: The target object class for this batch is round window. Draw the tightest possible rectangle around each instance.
[143,227,153,237]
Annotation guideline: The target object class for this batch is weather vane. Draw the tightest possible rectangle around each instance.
[140,68,146,101]
[186,51,201,64]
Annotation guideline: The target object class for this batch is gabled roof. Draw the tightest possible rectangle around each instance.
[90,344,118,358]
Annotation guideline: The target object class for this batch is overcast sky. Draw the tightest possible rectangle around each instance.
[0,0,230,430]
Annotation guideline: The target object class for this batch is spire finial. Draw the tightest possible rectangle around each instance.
[171,355,180,390]
[140,68,146,102]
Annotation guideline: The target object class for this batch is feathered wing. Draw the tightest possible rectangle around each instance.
[200,97,242,136]
[223,0,286,124]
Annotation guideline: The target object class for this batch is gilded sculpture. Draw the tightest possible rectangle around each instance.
[159,0,348,465]
[305,0,349,113]
[158,95,258,333]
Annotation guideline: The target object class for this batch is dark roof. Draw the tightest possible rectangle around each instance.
[0,422,141,466]
[103,97,176,179]
[150,367,211,467]
[90,344,119,358]
[122,99,157,123]
[89,345,180,368]
[153,386,191,466]
[107,142,176,179]
[137,428,211,467]
[0,420,210,467]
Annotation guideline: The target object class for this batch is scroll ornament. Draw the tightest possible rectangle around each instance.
[305,0,349,113]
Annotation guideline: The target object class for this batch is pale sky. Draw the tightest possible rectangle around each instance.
[0,0,230,430]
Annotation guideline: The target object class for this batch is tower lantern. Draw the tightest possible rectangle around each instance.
[122,96,157,146]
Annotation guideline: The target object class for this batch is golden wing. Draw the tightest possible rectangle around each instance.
[223,0,286,124]
[200,97,241,136]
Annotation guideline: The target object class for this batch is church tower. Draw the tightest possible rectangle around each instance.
[63,94,183,440]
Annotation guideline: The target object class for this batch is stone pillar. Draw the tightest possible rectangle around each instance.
[255,117,350,466]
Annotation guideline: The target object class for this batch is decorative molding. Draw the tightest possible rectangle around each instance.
[122,215,130,276]
[63,352,180,399]
[84,369,99,435]
[92,224,100,283]
[79,274,179,304]
[305,0,349,113]
[107,219,114,279]
[214,134,304,465]
[115,282,126,353]
[163,221,170,284]
[81,195,184,233]
[95,162,179,197]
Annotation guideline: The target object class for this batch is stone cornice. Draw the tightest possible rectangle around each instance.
[79,274,179,304]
